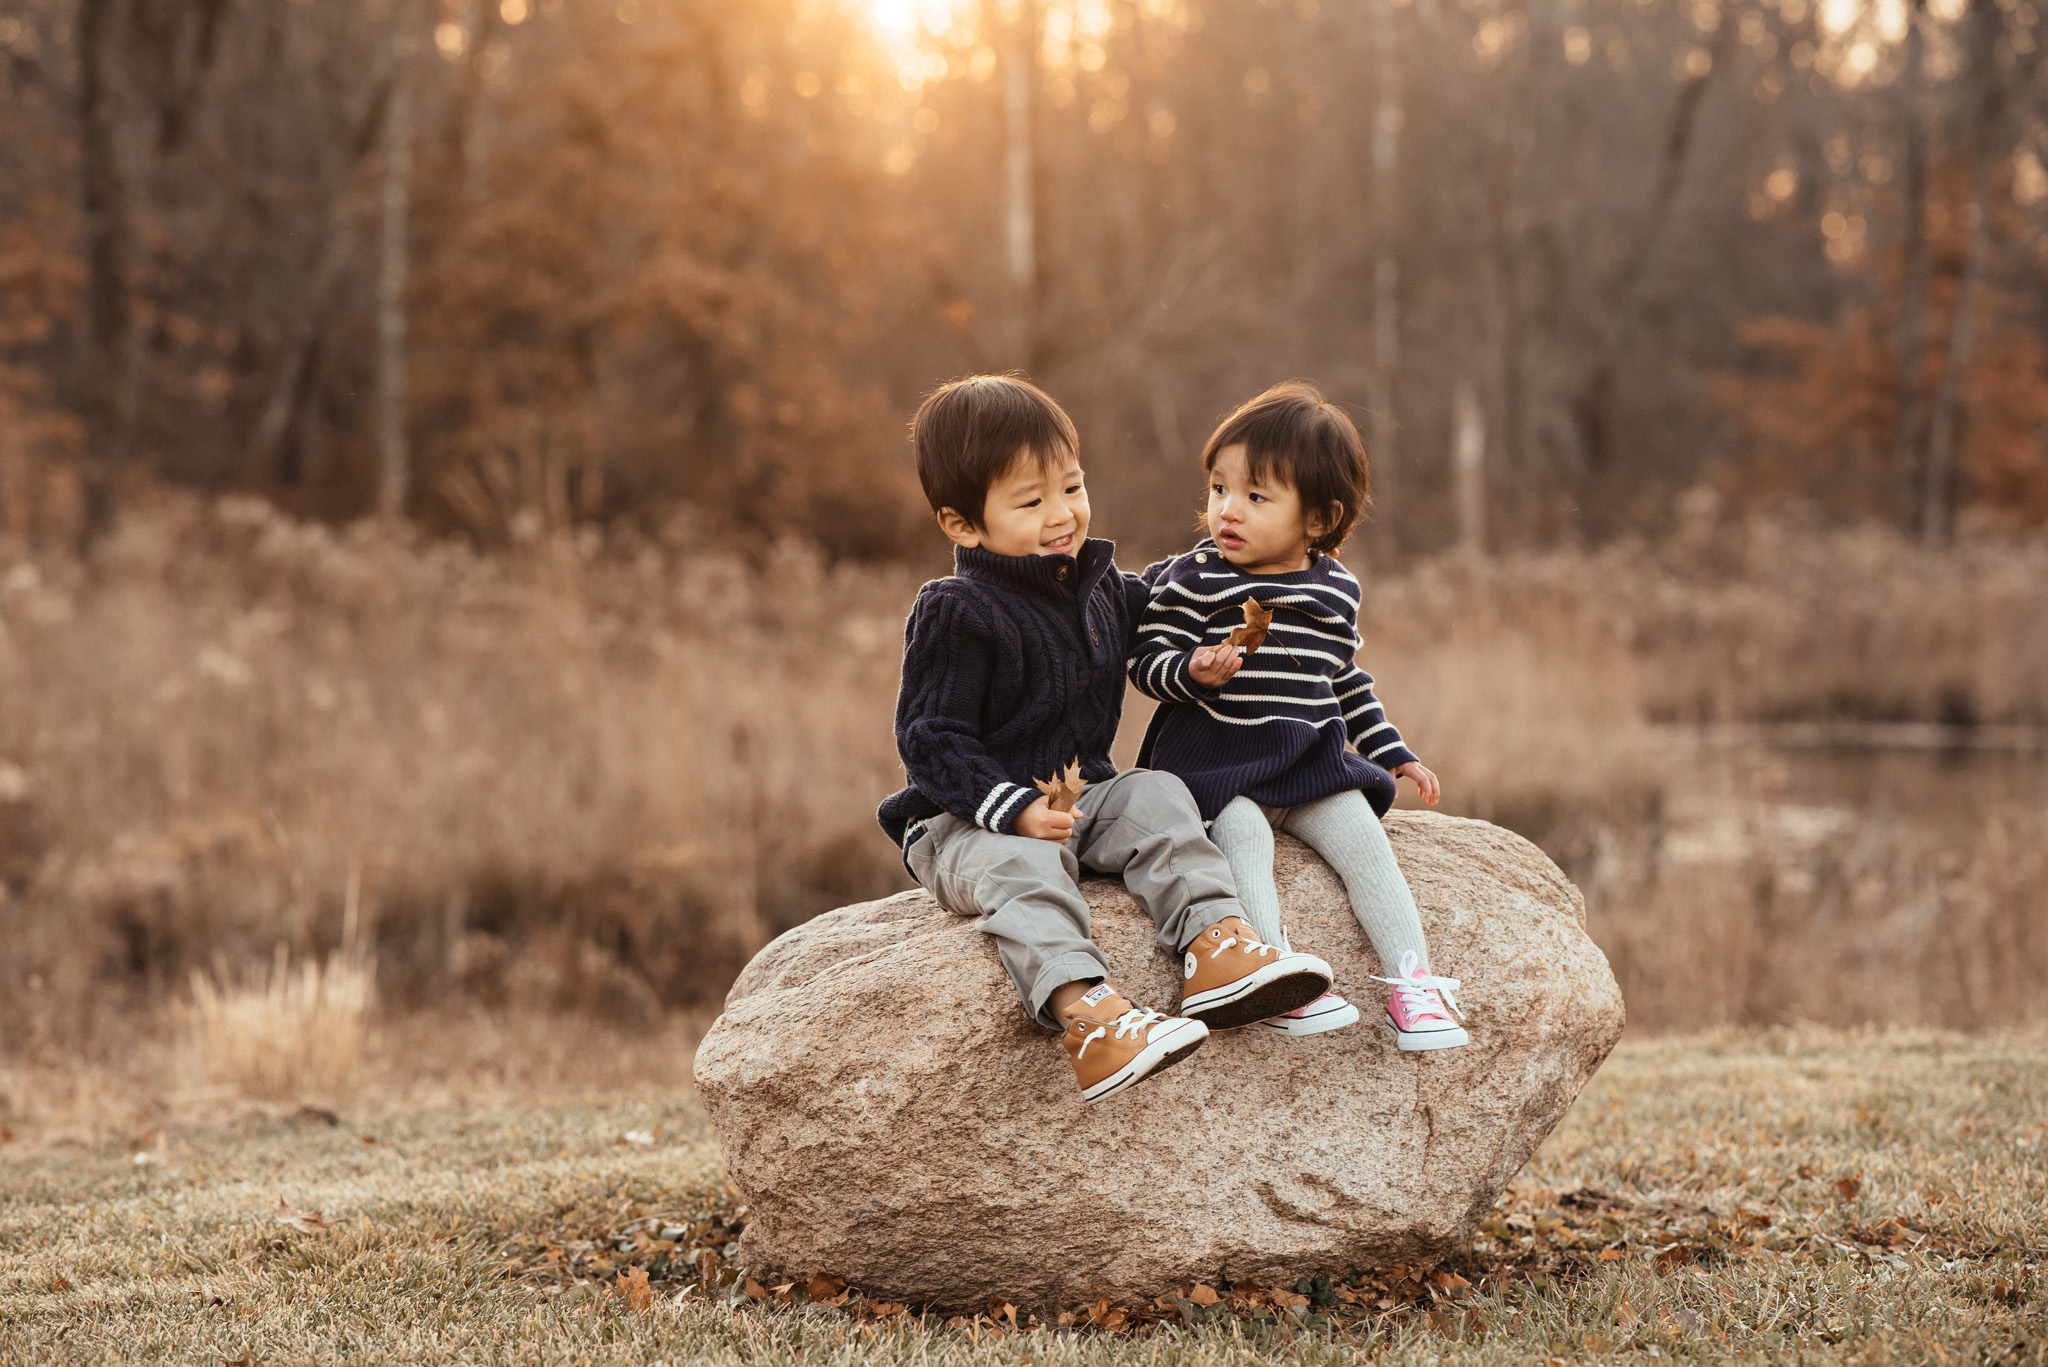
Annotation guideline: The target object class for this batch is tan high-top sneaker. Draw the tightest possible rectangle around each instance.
[1058,983,1209,1103]
[1178,915,1333,1030]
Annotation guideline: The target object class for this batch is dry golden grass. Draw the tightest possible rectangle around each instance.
[2,1031,2042,1364]
[2,492,2045,1145]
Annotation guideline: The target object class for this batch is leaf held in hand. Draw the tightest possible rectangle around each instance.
[274,1198,331,1235]
[1224,598,1273,655]
[1033,759,1087,813]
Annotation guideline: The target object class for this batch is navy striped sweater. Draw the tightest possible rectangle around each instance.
[877,538,1146,852]
[1130,540,1418,821]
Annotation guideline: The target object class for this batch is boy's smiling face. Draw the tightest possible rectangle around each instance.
[936,446,1091,559]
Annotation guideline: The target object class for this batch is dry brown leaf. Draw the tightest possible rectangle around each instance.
[1834,1174,1863,1201]
[616,1266,653,1312]
[1598,1246,1625,1261]
[1033,759,1087,813]
[219,1354,254,1367]
[274,1198,330,1236]
[49,1277,71,1293]
[806,1273,846,1302]
[1224,598,1273,655]
[1189,1283,1219,1306]
[741,1277,768,1301]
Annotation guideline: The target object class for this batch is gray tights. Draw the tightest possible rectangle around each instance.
[1207,790,1431,976]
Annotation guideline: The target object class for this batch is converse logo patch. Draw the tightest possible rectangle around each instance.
[1079,983,1116,1008]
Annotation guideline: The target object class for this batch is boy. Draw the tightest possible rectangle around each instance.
[878,375,1332,1102]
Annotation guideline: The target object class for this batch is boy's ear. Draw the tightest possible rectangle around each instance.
[934,507,982,548]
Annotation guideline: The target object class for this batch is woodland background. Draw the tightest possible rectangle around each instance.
[1,0,2046,1130]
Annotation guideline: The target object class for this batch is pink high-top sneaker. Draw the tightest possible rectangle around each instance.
[1371,951,1469,1051]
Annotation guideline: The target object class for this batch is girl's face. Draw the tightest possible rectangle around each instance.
[1206,444,1334,575]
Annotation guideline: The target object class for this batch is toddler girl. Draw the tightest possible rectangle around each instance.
[1129,380,1468,1050]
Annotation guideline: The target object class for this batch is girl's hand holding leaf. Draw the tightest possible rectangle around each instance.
[1188,643,1244,688]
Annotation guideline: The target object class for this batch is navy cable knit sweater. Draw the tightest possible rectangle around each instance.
[877,538,1147,854]
[1129,540,1418,821]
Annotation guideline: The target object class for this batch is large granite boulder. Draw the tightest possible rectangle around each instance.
[693,811,1624,1311]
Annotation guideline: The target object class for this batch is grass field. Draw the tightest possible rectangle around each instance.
[4,1030,2044,1365]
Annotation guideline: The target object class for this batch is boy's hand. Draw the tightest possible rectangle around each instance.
[1015,795,1077,842]
[1392,760,1441,806]
[1187,643,1244,689]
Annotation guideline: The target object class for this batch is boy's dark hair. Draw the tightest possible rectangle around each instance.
[1201,380,1370,554]
[911,375,1078,528]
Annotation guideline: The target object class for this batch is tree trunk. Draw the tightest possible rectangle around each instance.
[376,19,417,520]
[1453,376,1487,559]
[1889,0,1931,531]
[1367,0,1401,513]
[77,0,134,535]
[1569,13,1730,477]
[246,72,398,483]
[1920,0,2005,546]
[1000,2,1042,373]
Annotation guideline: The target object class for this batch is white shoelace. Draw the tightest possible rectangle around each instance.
[1075,1006,1169,1059]
[1208,931,1276,961]
[1371,950,1465,1021]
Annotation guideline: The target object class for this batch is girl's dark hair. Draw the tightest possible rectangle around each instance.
[911,374,1078,528]
[1201,380,1370,554]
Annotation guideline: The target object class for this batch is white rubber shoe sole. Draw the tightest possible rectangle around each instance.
[1080,1018,1210,1102]
[1261,993,1362,1037]
[1389,1012,1470,1051]
[1180,953,1333,1030]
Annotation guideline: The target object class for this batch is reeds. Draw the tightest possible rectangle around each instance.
[0,489,2042,1097]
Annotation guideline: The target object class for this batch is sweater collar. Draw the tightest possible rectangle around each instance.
[955,537,1116,602]
[1187,538,1331,582]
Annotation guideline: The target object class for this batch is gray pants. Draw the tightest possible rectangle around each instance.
[905,768,1247,1028]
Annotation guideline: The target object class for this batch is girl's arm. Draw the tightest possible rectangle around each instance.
[1333,662,1420,773]
[1128,564,1235,702]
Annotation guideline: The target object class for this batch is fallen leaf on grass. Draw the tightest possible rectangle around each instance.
[741,1277,767,1301]
[615,1266,653,1312]
[274,1199,331,1235]
[1033,760,1087,814]
[807,1273,850,1305]
[987,1298,1018,1331]
[1225,599,1273,655]
[1189,1283,1219,1306]
[1653,1245,1693,1273]
[1598,1246,1625,1261]
[1834,1174,1863,1202]
[219,1354,255,1367]
[49,1277,71,1293]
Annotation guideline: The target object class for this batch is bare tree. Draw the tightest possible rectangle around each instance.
[1366,0,1401,507]
[76,0,133,532]
[376,16,418,519]
[1889,0,1932,531]
[1453,376,1486,559]
[1920,0,2006,545]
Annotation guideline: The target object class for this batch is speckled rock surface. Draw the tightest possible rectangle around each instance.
[692,810,1624,1311]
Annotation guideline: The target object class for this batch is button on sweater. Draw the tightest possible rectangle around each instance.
[877,538,1146,851]
[1129,541,1418,821]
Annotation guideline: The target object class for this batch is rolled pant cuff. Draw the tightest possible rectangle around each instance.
[1027,951,1114,1031]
